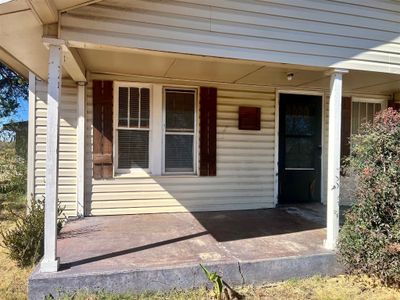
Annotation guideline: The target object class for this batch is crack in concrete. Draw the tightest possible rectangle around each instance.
[237,262,245,285]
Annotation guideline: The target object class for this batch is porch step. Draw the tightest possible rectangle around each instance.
[29,252,341,299]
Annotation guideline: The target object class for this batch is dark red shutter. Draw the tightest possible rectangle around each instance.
[341,97,352,159]
[93,80,113,179]
[388,100,400,111]
[200,87,217,176]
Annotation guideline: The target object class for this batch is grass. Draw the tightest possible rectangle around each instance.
[0,199,33,300]
[53,275,400,300]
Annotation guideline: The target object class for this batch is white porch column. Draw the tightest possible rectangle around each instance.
[41,44,63,272]
[325,69,348,250]
[76,82,86,216]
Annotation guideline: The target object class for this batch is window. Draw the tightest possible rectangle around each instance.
[351,99,385,134]
[164,88,196,174]
[115,84,151,171]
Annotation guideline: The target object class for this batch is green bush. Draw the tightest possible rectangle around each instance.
[0,142,26,212]
[1,197,65,267]
[338,108,400,287]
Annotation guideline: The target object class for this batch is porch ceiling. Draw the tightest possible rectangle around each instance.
[78,47,400,95]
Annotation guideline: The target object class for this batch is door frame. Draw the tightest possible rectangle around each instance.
[273,90,326,206]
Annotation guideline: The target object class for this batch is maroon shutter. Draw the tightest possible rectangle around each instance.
[200,87,217,176]
[388,100,400,111]
[93,80,113,179]
[341,97,352,159]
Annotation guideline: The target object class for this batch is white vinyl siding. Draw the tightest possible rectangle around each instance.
[86,82,276,215]
[60,0,400,74]
[33,79,78,217]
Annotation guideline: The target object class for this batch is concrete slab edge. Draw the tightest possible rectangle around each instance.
[28,252,342,299]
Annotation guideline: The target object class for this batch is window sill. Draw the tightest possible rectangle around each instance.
[157,174,199,178]
[113,172,199,179]
[114,170,151,178]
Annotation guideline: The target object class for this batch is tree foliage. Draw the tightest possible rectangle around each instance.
[0,62,28,119]
[338,108,400,287]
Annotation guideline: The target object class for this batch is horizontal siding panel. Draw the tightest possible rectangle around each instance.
[35,161,77,169]
[35,185,77,194]
[36,135,77,144]
[36,126,76,136]
[36,144,76,152]
[91,197,272,209]
[91,183,272,193]
[92,176,270,185]
[35,169,77,177]
[91,189,273,201]
[91,202,274,215]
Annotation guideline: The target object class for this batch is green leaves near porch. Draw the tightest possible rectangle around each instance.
[338,107,400,287]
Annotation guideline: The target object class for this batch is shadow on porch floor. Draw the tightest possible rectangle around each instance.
[56,204,329,273]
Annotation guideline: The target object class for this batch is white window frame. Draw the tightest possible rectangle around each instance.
[162,87,198,175]
[113,81,153,175]
[351,97,387,134]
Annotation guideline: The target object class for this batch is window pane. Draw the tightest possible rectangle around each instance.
[118,87,128,127]
[118,130,149,169]
[285,137,314,168]
[367,103,374,122]
[165,135,193,172]
[359,102,367,125]
[166,90,195,132]
[352,102,359,134]
[140,88,150,128]
[375,103,382,115]
[129,87,139,128]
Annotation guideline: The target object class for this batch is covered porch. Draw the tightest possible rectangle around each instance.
[29,205,341,298]
[36,41,400,274]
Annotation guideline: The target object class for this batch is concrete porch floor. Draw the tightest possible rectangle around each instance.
[29,205,342,299]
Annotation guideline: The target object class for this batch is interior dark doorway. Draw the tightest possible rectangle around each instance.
[278,93,322,204]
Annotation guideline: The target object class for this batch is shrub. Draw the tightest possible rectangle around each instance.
[338,108,400,287]
[0,197,65,267]
[0,142,26,212]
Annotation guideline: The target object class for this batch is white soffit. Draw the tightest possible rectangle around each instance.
[78,48,175,77]
[0,10,48,79]
[342,70,399,91]
[0,0,28,14]
[165,58,262,83]
[236,66,327,87]
[77,46,399,95]
[53,0,103,12]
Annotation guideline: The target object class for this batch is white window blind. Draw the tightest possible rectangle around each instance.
[117,86,150,170]
[351,100,383,134]
[164,89,196,173]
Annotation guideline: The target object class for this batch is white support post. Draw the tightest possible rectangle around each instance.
[41,45,63,273]
[325,69,348,250]
[151,84,163,175]
[27,72,36,208]
[77,82,86,217]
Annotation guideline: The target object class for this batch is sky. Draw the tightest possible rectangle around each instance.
[0,97,28,127]
[15,97,29,121]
